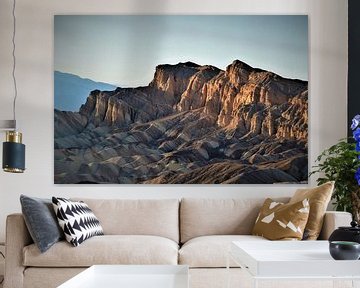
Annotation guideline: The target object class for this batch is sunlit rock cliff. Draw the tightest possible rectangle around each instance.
[54,60,308,184]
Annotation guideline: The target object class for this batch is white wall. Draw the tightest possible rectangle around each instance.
[0,0,348,242]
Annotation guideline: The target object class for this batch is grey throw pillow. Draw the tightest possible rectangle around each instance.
[20,195,64,253]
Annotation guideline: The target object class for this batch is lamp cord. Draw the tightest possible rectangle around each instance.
[0,251,4,284]
[11,0,17,130]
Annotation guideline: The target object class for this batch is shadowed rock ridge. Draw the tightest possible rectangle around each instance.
[54,60,308,184]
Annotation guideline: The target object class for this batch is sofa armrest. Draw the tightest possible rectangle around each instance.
[318,211,352,240]
[4,214,33,288]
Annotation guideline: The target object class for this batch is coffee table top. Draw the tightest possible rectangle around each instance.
[231,240,360,278]
[58,265,189,288]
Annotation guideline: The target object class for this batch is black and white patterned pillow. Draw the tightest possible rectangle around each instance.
[52,197,104,247]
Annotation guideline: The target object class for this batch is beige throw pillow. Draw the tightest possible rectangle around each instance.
[289,181,334,240]
[252,198,310,240]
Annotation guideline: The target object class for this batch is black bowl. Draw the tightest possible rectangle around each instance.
[329,241,360,260]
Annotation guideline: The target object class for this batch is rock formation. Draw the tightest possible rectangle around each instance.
[54,60,308,184]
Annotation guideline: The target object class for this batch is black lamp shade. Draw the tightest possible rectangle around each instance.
[3,141,25,173]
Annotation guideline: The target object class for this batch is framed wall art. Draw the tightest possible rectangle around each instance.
[54,15,308,184]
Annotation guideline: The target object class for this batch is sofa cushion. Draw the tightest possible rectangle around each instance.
[72,198,179,243]
[52,197,104,247]
[24,268,86,288]
[290,181,334,240]
[20,195,64,253]
[23,235,178,267]
[252,198,310,240]
[180,198,288,243]
[179,235,267,268]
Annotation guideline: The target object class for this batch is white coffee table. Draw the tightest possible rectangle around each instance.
[58,265,189,288]
[228,241,360,288]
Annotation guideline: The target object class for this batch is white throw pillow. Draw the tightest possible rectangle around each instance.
[52,197,103,247]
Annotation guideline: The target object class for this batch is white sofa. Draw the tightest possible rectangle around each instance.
[4,198,352,288]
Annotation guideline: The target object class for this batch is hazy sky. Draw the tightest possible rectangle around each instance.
[54,15,308,87]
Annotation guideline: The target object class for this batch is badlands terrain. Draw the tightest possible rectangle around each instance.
[54,60,308,184]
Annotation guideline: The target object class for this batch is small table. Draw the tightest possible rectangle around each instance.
[58,265,189,288]
[228,241,360,288]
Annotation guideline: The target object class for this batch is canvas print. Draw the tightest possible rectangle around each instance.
[54,15,308,184]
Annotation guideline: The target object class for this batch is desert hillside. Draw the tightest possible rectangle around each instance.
[54,60,308,184]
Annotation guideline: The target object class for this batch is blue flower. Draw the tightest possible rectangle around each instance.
[351,115,360,187]
[352,115,360,130]
[356,167,360,186]
[353,128,360,142]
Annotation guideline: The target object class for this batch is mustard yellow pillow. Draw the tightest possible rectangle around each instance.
[252,198,310,240]
[289,181,334,240]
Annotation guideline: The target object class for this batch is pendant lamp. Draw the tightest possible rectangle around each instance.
[1,0,25,173]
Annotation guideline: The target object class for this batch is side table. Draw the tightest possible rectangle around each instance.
[227,240,360,288]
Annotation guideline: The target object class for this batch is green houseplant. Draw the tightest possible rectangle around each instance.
[310,115,360,222]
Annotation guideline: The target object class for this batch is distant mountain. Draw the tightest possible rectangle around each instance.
[54,60,308,184]
[54,71,116,112]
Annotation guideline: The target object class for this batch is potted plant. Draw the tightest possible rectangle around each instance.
[310,115,360,222]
